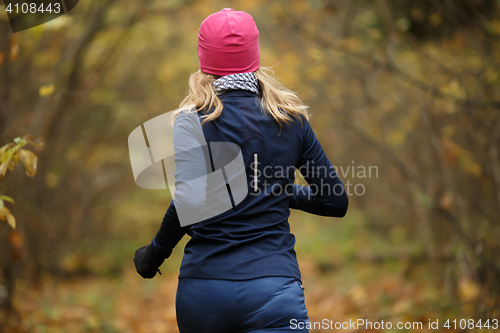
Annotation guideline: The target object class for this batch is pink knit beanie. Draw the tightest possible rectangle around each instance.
[198,8,260,76]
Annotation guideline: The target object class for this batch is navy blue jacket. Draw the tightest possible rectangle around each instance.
[151,89,348,281]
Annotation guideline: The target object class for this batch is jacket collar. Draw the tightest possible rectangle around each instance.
[218,89,261,99]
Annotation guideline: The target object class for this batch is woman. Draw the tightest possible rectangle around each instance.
[134,8,348,333]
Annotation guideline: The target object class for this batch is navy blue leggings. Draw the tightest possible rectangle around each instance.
[176,277,310,332]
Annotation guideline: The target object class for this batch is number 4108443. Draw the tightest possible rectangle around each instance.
[444,319,498,330]
[5,2,62,14]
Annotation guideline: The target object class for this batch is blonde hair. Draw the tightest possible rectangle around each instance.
[172,67,309,127]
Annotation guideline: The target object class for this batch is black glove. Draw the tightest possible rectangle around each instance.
[134,245,165,279]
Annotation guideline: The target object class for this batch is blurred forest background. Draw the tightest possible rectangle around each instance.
[1,0,500,332]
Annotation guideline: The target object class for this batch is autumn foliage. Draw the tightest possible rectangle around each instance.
[1,0,500,332]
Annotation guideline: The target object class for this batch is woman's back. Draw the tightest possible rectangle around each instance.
[177,89,347,281]
[179,89,303,280]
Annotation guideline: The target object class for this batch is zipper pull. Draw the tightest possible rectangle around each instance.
[253,153,258,192]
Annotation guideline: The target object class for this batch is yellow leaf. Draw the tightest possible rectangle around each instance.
[458,276,480,301]
[0,145,13,164]
[0,143,11,157]
[39,84,54,97]
[44,15,73,30]
[7,150,19,171]
[443,81,466,99]
[19,149,37,177]
[387,130,406,146]
[0,195,14,204]
[349,284,367,304]
[0,206,16,229]
[7,212,15,229]
[0,161,8,180]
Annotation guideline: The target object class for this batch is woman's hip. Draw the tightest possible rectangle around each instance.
[175,276,309,333]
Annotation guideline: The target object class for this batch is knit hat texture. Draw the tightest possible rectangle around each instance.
[198,8,260,76]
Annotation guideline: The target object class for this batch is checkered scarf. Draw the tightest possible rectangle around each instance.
[213,72,260,95]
